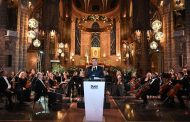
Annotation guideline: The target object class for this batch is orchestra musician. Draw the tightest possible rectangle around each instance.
[78,69,85,96]
[167,71,187,108]
[29,69,37,91]
[66,71,80,97]
[33,72,57,109]
[0,70,13,110]
[111,70,125,96]
[18,71,32,103]
[136,72,160,104]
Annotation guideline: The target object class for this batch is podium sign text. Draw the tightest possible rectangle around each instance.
[84,81,105,122]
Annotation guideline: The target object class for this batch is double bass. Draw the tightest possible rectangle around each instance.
[159,79,173,94]
[167,83,183,97]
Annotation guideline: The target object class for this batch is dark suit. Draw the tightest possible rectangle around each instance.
[34,79,56,107]
[0,76,13,108]
[86,66,104,79]
[34,79,47,102]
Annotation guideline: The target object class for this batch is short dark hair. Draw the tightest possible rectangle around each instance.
[92,58,98,60]
[178,72,184,76]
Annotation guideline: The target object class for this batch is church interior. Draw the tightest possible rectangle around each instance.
[0,0,190,121]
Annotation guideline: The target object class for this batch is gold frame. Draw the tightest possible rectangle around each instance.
[91,47,100,58]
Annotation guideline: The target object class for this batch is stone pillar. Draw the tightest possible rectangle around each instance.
[140,31,150,75]
[185,0,190,68]
[0,1,7,67]
[44,33,50,71]
[17,1,29,71]
[163,2,173,72]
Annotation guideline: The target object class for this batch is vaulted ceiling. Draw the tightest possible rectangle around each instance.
[73,0,119,13]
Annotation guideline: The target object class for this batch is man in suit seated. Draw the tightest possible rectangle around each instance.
[33,72,56,109]
[86,58,104,79]
[0,70,13,110]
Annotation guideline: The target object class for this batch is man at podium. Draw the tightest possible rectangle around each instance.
[86,58,104,79]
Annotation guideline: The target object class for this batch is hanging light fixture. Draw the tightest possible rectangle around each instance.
[147,30,153,40]
[64,43,68,48]
[126,53,129,58]
[28,18,39,29]
[123,43,127,49]
[150,41,158,49]
[152,20,162,32]
[27,30,36,39]
[59,42,64,48]
[33,39,41,47]
[50,30,56,39]
[155,32,164,40]
[61,52,65,57]
[135,30,141,40]
[57,48,62,54]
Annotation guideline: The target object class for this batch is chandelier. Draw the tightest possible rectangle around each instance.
[27,30,36,39]
[151,20,162,32]
[78,15,113,32]
[33,39,41,47]
[59,42,64,48]
[28,18,38,29]
[150,41,158,50]
[155,32,164,40]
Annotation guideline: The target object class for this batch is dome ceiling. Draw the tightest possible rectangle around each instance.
[73,0,119,13]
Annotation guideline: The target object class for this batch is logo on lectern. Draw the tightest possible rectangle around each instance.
[91,85,98,89]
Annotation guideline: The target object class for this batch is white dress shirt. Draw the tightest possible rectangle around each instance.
[3,76,11,89]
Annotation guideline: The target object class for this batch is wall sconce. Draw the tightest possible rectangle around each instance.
[117,53,121,57]
[59,42,64,48]
[147,30,153,40]
[64,43,68,48]
[135,30,141,41]
[174,0,184,10]
[175,0,181,5]
[126,53,129,58]
[103,53,106,58]
[123,43,127,49]
[61,52,65,57]
[160,0,164,6]
[50,30,56,39]
[57,48,62,54]
[131,50,134,56]
[71,52,74,57]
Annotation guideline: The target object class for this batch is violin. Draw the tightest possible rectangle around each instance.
[11,70,22,90]
[25,80,31,88]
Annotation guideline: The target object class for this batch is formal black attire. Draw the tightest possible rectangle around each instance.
[0,76,13,109]
[15,78,28,103]
[141,77,160,104]
[33,79,47,102]
[34,79,57,108]
[66,75,80,97]
[86,66,104,79]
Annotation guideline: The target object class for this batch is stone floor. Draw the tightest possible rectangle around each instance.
[0,95,190,122]
[115,95,190,121]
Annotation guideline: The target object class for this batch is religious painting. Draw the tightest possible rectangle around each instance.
[91,47,100,58]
